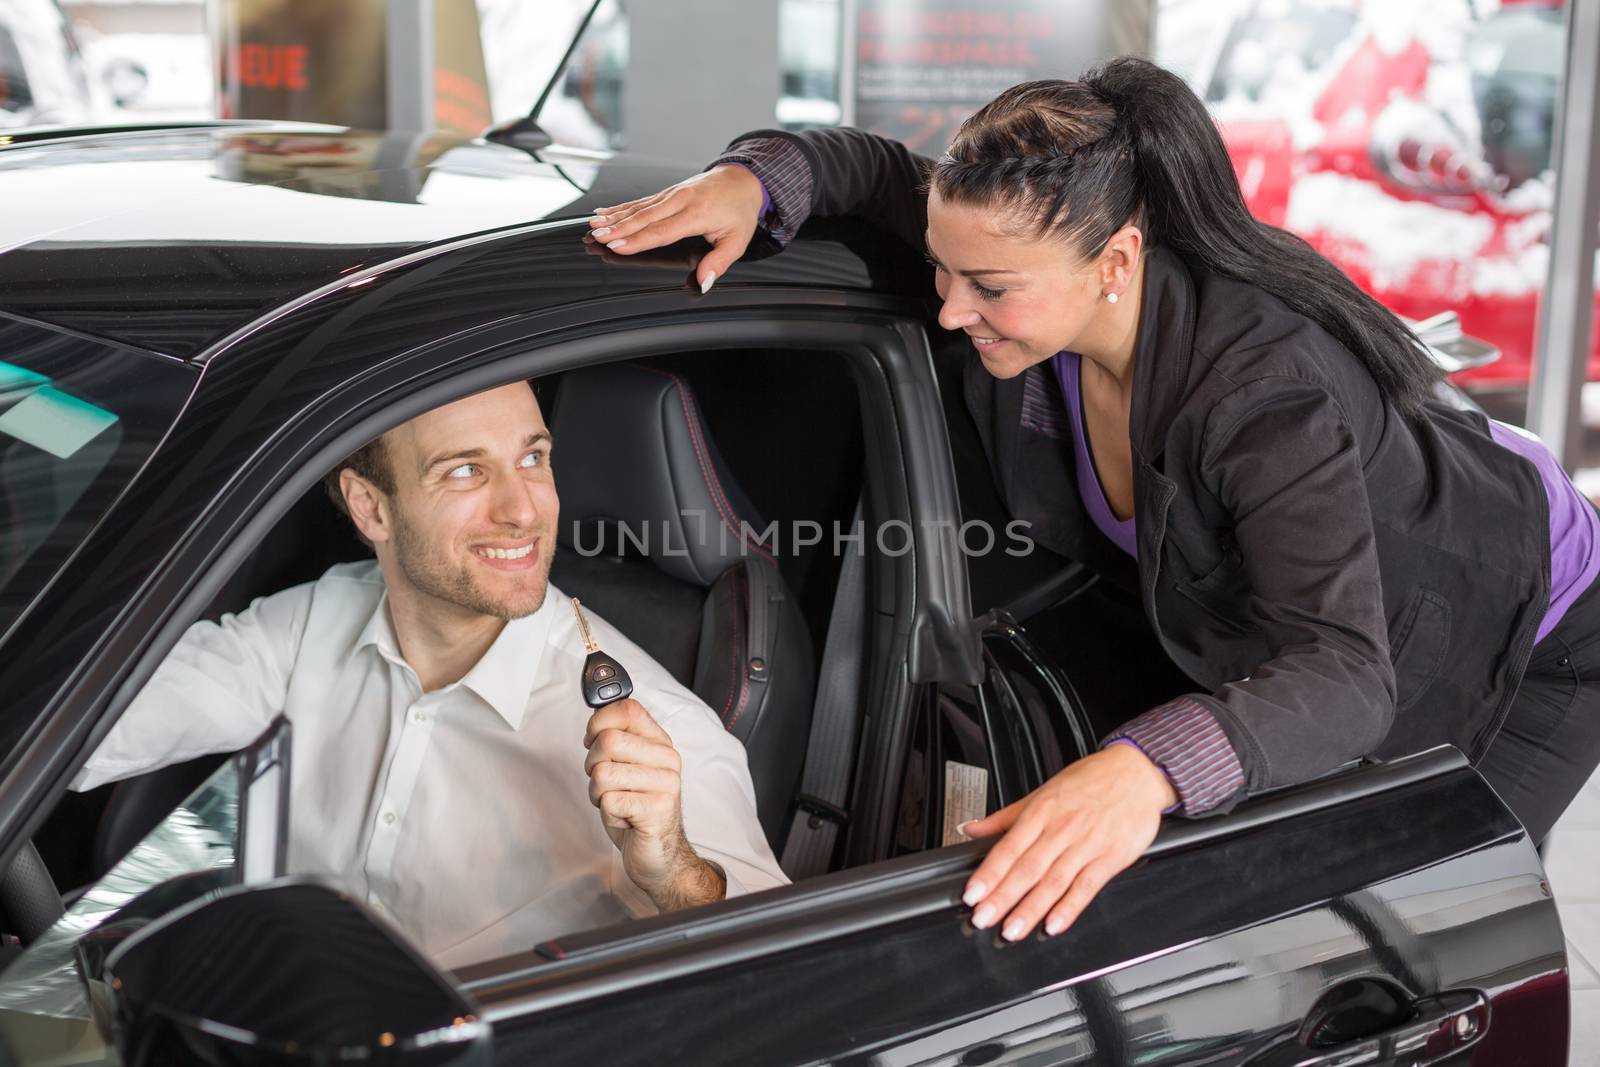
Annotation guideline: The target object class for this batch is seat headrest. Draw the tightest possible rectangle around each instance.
[550,363,775,587]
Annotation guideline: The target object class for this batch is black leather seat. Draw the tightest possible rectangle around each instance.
[549,362,817,850]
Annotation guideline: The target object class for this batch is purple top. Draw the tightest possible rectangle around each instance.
[1487,420,1600,642]
[1053,353,1138,555]
[1054,348,1598,644]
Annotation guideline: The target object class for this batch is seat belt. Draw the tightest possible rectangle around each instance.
[782,499,868,879]
[729,558,774,740]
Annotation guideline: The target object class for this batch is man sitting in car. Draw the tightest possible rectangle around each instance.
[75,381,787,967]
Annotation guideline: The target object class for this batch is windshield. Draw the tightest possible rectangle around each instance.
[0,317,194,639]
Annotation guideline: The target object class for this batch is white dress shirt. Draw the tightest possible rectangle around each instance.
[76,560,788,968]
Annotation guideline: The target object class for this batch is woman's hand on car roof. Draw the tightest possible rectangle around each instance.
[959,743,1176,942]
[588,165,766,293]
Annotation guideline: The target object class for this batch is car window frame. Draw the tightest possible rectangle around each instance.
[0,297,928,880]
[4,306,962,946]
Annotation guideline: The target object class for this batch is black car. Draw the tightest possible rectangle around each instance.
[0,121,1572,1066]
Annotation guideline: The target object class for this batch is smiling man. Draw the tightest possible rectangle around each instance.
[75,381,786,967]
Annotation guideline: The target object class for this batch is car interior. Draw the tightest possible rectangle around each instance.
[31,347,869,900]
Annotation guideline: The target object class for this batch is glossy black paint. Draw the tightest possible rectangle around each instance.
[466,751,1562,1065]
[0,123,1572,1066]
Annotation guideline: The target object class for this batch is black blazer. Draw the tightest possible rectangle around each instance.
[750,126,1551,809]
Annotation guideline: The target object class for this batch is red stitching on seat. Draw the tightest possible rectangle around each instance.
[629,364,776,565]
[721,568,740,726]
[727,568,753,730]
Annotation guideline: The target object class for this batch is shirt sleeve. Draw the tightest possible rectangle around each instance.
[709,137,814,244]
[650,691,789,898]
[73,588,309,791]
[710,126,934,252]
[1103,699,1247,815]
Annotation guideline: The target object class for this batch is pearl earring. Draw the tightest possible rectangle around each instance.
[1104,291,1119,304]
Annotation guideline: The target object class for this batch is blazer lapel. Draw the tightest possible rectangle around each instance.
[1130,247,1199,465]
[1129,248,1199,628]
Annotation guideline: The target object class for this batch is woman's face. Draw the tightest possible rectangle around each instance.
[926,187,1108,379]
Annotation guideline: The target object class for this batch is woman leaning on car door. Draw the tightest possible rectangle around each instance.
[587,56,1600,943]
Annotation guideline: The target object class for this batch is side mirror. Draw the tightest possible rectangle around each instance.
[1404,311,1501,374]
[101,881,490,1065]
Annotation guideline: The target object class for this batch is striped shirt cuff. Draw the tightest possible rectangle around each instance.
[1106,697,1247,816]
[709,137,814,244]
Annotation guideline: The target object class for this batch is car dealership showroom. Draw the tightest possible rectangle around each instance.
[3,0,1600,1063]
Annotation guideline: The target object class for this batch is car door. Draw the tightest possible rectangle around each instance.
[447,748,1558,1065]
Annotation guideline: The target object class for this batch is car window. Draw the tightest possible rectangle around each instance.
[22,335,893,1006]
[0,323,195,640]
[0,26,33,113]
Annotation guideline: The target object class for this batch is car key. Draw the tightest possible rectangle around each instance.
[571,598,634,708]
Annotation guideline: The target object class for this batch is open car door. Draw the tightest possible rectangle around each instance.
[449,734,1564,1064]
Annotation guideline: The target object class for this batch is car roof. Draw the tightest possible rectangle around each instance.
[0,123,929,362]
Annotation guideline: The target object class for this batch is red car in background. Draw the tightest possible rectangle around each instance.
[1171,0,1585,392]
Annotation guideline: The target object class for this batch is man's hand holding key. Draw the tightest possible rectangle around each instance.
[574,599,728,912]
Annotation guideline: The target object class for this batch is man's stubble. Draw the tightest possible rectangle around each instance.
[388,506,554,622]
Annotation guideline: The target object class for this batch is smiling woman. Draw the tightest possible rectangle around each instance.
[922,188,1131,384]
[587,54,1600,947]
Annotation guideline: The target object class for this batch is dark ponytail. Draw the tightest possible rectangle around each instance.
[934,56,1442,417]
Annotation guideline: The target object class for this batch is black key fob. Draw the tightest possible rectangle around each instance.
[571,598,634,708]
[582,650,633,708]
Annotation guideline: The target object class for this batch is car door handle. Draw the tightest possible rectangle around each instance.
[1245,988,1489,1067]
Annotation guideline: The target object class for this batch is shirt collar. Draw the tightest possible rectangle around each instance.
[353,592,403,663]
[352,585,559,730]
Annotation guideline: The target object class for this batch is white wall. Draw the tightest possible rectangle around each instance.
[623,0,781,162]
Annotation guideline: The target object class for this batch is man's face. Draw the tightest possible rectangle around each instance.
[355,383,559,622]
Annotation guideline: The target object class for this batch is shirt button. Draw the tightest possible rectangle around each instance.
[413,709,427,724]
[383,812,397,825]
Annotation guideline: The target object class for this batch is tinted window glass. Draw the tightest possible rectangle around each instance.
[0,318,195,637]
